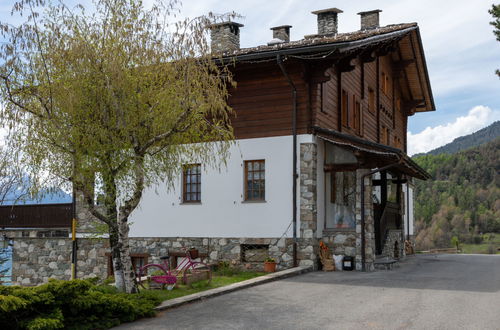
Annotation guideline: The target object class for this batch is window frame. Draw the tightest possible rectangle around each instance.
[182,163,202,203]
[244,160,266,202]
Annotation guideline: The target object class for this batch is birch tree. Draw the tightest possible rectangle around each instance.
[0,0,235,293]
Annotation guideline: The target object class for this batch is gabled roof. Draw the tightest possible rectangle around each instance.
[219,23,435,113]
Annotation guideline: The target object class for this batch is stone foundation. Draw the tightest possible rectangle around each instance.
[381,229,405,259]
[11,236,316,286]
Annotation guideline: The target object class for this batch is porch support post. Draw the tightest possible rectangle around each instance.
[360,163,399,271]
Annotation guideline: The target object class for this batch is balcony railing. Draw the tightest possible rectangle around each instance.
[0,203,73,228]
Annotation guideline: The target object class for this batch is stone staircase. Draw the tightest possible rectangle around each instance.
[374,255,399,270]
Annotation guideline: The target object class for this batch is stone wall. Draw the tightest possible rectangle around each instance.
[381,229,405,259]
[11,236,316,286]
[12,238,109,286]
[299,143,319,269]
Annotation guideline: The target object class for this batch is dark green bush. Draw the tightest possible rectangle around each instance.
[0,279,162,329]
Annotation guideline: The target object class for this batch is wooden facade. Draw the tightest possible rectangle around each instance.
[226,29,434,153]
[0,203,73,228]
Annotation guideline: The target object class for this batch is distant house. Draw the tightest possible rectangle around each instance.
[0,187,72,238]
[125,7,434,271]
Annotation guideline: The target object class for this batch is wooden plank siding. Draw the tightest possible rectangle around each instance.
[0,203,73,228]
[228,62,310,140]
[226,51,413,152]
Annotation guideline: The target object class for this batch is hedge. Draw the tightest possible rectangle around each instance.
[0,279,161,329]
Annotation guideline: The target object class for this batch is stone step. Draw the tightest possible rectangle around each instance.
[374,256,398,270]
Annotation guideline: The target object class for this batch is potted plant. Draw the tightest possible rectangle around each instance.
[263,257,277,273]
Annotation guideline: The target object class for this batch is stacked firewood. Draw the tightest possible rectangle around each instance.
[319,241,335,271]
[405,240,414,255]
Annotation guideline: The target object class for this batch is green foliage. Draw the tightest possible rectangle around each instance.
[414,138,500,250]
[0,279,162,329]
[0,0,236,293]
[490,4,500,77]
[214,261,238,277]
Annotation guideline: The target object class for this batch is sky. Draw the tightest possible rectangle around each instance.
[1,0,499,155]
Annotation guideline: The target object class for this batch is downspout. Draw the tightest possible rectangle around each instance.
[276,54,298,267]
[360,162,400,271]
[406,180,410,240]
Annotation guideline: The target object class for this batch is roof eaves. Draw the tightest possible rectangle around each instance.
[413,27,436,112]
[313,126,431,180]
[215,25,418,63]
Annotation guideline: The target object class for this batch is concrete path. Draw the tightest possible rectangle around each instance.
[116,254,500,330]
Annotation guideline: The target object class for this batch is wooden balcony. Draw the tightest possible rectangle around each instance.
[0,203,73,228]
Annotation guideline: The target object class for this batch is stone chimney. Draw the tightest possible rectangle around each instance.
[210,21,244,53]
[311,8,343,36]
[270,25,292,43]
[358,10,382,30]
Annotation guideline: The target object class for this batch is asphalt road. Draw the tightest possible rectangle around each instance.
[116,254,500,330]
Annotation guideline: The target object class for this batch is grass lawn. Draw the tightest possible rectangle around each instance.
[459,233,500,254]
[137,270,266,302]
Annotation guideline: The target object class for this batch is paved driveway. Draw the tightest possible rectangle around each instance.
[116,254,500,330]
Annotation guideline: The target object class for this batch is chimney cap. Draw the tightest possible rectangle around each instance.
[209,21,244,28]
[270,25,292,30]
[357,9,382,15]
[311,8,343,15]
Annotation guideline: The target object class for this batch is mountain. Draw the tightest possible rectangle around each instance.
[412,138,500,250]
[0,176,71,205]
[415,121,500,156]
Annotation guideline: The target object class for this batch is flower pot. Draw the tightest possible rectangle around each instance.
[263,261,277,273]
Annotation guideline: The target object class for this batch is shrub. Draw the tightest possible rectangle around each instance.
[214,261,238,277]
[472,235,483,244]
[0,279,162,329]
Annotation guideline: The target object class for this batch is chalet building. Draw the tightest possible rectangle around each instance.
[6,8,435,286]
[124,8,434,271]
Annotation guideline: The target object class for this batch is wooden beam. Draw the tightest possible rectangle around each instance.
[324,163,360,172]
[402,99,424,116]
[337,57,358,73]
[360,51,377,63]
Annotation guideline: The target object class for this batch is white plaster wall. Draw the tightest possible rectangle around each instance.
[129,135,313,238]
[402,183,415,236]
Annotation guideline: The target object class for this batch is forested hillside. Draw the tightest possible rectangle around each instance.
[413,138,500,250]
[414,121,500,156]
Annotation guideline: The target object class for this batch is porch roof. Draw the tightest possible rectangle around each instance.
[313,126,431,180]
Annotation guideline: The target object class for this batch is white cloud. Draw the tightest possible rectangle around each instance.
[407,106,500,155]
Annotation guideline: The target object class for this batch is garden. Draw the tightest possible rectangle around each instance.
[0,264,265,330]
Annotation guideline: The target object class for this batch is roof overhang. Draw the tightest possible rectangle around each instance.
[314,126,430,180]
[215,24,435,113]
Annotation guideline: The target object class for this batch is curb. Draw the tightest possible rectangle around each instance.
[154,266,313,311]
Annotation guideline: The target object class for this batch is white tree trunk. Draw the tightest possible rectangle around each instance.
[112,218,137,293]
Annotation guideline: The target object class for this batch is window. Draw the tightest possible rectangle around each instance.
[341,89,349,127]
[326,171,356,229]
[182,164,201,203]
[368,87,375,114]
[381,126,390,145]
[107,254,148,277]
[36,230,68,238]
[244,160,265,201]
[381,72,390,95]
